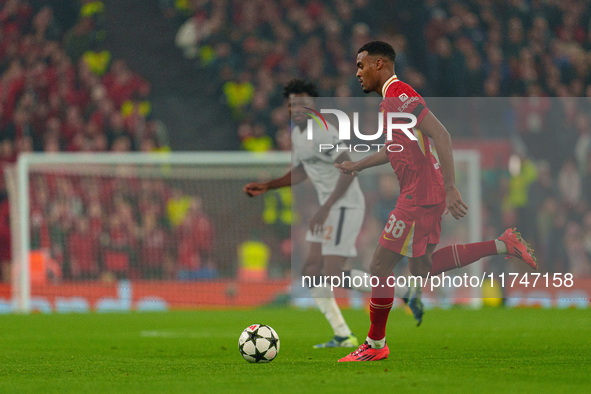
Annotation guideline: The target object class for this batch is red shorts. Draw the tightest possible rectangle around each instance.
[378,201,445,257]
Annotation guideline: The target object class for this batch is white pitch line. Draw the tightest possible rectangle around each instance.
[140,331,212,338]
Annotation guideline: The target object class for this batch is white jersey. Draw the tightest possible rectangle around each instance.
[291,121,365,209]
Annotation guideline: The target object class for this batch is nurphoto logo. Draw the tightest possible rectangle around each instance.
[303,108,417,153]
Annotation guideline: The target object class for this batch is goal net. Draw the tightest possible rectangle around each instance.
[5,150,480,313]
[6,152,293,312]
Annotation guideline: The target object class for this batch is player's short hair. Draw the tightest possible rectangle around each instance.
[283,79,319,98]
[358,41,396,62]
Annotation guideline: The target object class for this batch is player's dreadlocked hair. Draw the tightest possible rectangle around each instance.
[358,41,396,62]
[283,79,319,98]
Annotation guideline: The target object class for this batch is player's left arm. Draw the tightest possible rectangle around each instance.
[309,152,357,234]
[418,110,468,220]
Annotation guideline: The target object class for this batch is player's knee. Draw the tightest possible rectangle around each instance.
[408,264,428,277]
[323,257,347,277]
[301,260,322,277]
[323,264,342,277]
[409,258,431,277]
[369,259,390,277]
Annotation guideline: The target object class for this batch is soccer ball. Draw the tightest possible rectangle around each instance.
[238,324,280,363]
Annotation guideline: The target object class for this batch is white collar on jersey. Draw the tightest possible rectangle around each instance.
[381,74,398,97]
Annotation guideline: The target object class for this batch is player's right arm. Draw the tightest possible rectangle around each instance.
[334,145,389,175]
[243,164,307,197]
[418,110,468,219]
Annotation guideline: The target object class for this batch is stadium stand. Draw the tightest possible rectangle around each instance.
[167,0,591,276]
[0,0,590,280]
[0,0,172,280]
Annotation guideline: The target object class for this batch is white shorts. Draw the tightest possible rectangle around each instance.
[305,207,364,257]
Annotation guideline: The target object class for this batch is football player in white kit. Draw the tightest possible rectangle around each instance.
[244,79,369,348]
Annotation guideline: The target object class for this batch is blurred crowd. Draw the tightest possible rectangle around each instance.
[168,0,379,152]
[484,96,591,276]
[0,0,590,281]
[170,0,591,276]
[29,173,216,281]
[169,0,591,148]
[0,0,170,278]
[0,0,169,158]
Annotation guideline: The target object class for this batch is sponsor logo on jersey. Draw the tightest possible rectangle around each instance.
[398,96,419,112]
[399,93,408,102]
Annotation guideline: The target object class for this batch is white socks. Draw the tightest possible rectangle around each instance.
[366,336,386,349]
[349,268,372,293]
[494,239,508,254]
[310,286,351,337]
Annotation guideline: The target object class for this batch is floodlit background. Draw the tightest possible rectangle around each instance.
[0,1,590,393]
[0,1,590,308]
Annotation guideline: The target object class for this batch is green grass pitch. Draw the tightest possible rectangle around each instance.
[0,307,589,393]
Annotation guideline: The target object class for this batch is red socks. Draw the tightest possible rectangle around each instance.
[367,276,395,341]
[430,241,497,276]
[366,241,498,341]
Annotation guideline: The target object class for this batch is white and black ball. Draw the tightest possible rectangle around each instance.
[238,324,280,363]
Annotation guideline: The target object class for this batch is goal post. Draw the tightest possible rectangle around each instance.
[7,150,480,313]
[8,152,293,313]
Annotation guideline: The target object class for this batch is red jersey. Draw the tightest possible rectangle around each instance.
[380,75,446,206]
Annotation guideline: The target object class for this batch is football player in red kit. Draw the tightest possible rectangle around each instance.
[336,41,537,362]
